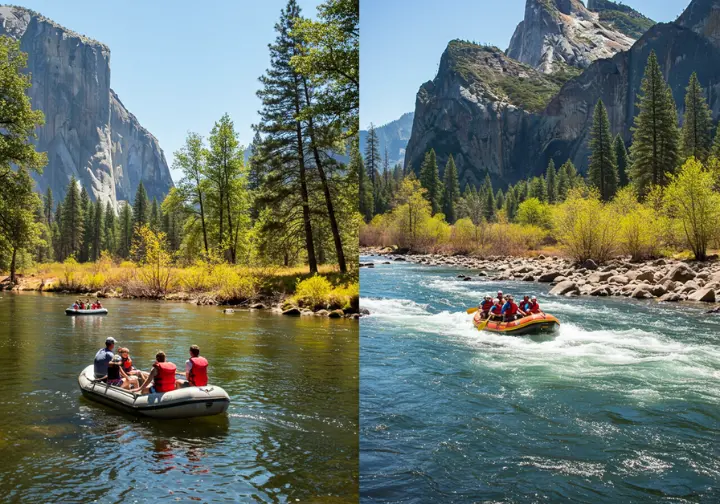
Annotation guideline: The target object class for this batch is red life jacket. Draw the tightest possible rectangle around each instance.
[121,357,133,374]
[491,303,502,314]
[481,300,494,311]
[529,301,540,314]
[507,302,518,316]
[153,361,177,392]
[188,356,209,386]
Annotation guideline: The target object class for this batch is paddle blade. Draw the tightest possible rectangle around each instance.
[476,318,489,331]
[466,307,479,314]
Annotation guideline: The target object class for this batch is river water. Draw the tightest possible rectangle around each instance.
[360,257,720,503]
[0,292,358,503]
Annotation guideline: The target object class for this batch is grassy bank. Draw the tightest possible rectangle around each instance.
[2,258,359,314]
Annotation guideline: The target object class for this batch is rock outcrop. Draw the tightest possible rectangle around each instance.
[405,0,720,187]
[507,0,635,74]
[0,6,172,210]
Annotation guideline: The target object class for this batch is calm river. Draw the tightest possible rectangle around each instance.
[360,257,720,503]
[0,292,358,503]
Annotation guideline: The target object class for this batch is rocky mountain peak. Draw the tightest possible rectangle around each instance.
[677,0,720,49]
[506,0,635,73]
[0,5,172,211]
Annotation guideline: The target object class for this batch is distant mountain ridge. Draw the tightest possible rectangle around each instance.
[360,112,414,169]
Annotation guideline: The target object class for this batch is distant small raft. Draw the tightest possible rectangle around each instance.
[78,365,230,419]
[473,311,560,335]
[65,308,108,315]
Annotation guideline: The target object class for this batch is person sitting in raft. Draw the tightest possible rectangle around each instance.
[118,347,149,381]
[100,355,137,389]
[95,299,102,309]
[175,345,209,388]
[72,301,79,310]
[501,295,526,322]
[489,298,504,320]
[527,295,541,314]
[93,337,116,380]
[130,351,178,395]
[478,295,494,318]
[520,295,531,312]
[496,291,504,305]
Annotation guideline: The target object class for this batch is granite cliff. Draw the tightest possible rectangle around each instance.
[405,0,720,188]
[0,5,172,210]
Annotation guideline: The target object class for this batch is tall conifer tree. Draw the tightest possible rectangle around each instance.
[442,155,460,223]
[614,134,629,188]
[681,72,713,162]
[419,149,442,214]
[588,99,618,201]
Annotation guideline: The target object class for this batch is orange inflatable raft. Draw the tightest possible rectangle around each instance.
[472,311,560,335]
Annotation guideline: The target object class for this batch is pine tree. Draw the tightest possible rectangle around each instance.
[495,188,504,210]
[546,159,557,203]
[681,72,713,163]
[364,123,380,186]
[504,189,517,221]
[419,149,442,214]
[150,197,160,232]
[104,201,116,255]
[614,134,629,188]
[92,199,103,260]
[588,99,618,201]
[483,173,495,221]
[713,125,720,160]
[355,140,373,221]
[80,192,93,262]
[629,51,680,196]
[43,187,53,225]
[557,160,576,201]
[255,0,317,272]
[529,176,548,202]
[441,155,460,223]
[132,182,149,231]
[118,202,133,258]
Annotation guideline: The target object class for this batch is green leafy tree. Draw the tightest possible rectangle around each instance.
[712,125,720,160]
[664,157,720,260]
[588,99,618,201]
[516,197,552,228]
[149,197,160,232]
[614,134,629,188]
[441,155,460,223]
[681,72,713,163]
[419,149,442,214]
[0,37,47,281]
[43,187,53,225]
[290,0,359,137]
[546,159,557,203]
[60,177,83,259]
[629,51,680,196]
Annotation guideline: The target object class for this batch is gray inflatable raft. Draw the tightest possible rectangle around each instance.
[77,365,230,419]
[66,308,108,315]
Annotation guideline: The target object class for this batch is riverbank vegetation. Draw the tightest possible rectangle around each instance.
[361,51,720,265]
[0,0,359,311]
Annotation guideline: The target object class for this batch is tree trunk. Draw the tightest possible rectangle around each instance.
[293,80,317,274]
[10,246,17,285]
[301,78,347,273]
[195,174,209,256]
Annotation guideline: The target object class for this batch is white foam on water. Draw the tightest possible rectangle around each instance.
[363,294,720,400]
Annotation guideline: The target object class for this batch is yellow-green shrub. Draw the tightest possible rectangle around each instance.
[555,188,618,263]
[294,274,333,309]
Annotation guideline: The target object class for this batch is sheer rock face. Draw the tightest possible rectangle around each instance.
[507,0,635,73]
[406,0,720,188]
[0,6,172,211]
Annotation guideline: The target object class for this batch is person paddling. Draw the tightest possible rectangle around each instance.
[176,345,209,388]
[501,295,526,322]
[478,295,494,318]
[130,351,178,395]
[527,295,542,314]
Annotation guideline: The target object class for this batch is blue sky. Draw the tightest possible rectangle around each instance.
[17,0,322,181]
[360,0,691,130]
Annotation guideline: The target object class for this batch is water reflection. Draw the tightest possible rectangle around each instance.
[0,292,358,502]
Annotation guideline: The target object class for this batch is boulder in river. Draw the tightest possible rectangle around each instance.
[608,275,629,285]
[665,264,696,283]
[687,288,716,303]
[582,259,598,270]
[631,286,653,299]
[658,292,681,302]
[549,281,580,296]
[282,307,301,316]
[328,309,344,318]
[538,271,562,282]
[588,271,614,283]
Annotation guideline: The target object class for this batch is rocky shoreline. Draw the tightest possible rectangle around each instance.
[361,247,720,307]
[1,276,360,320]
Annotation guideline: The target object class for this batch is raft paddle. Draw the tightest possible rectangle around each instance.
[476,317,490,331]
[466,307,479,314]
